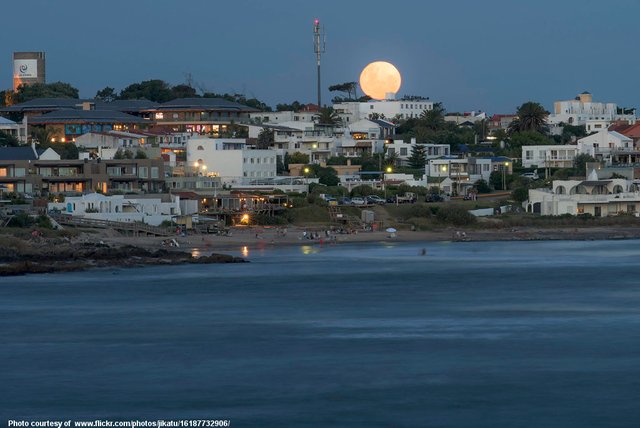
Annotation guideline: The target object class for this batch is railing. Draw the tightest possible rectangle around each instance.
[51,214,173,236]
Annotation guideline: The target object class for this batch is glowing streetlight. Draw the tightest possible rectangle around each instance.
[304,167,310,174]
[502,161,510,191]
[386,166,393,173]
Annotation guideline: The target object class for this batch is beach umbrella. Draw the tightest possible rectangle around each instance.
[386,227,397,233]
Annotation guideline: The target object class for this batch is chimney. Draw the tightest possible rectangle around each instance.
[82,102,96,111]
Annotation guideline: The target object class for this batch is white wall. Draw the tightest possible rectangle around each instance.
[522,145,577,168]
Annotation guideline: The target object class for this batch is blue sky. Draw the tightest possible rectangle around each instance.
[1,0,638,114]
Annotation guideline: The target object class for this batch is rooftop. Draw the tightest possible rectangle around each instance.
[0,146,38,161]
[150,97,260,112]
[28,109,147,124]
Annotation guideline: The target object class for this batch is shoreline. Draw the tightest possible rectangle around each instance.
[3,224,640,276]
[103,224,640,254]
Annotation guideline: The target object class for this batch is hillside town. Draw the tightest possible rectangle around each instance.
[2,52,640,238]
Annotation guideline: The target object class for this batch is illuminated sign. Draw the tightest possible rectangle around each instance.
[14,59,38,78]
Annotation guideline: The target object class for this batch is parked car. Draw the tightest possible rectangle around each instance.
[521,172,539,180]
[366,195,386,205]
[425,194,444,203]
[394,192,417,204]
[338,197,352,205]
[351,197,366,205]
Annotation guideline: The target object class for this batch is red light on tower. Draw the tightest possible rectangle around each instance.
[314,18,319,26]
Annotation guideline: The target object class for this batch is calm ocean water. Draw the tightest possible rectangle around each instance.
[2,240,640,427]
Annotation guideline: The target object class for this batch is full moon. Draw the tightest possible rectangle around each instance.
[359,61,402,100]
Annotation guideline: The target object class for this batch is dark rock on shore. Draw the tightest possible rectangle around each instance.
[0,240,246,277]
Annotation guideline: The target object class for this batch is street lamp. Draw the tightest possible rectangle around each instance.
[384,166,392,199]
[502,161,510,191]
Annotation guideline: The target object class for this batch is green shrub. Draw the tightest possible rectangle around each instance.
[436,205,477,226]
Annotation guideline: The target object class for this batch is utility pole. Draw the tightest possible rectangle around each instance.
[313,19,325,108]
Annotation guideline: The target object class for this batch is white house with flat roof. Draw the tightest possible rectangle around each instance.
[386,139,450,166]
[548,92,635,126]
[333,99,434,123]
[526,172,640,217]
[48,192,181,226]
[249,110,318,124]
[522,145,578,168]
[186,137,276,182]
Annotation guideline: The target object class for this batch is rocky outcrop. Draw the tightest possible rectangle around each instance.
[0,240,245,276]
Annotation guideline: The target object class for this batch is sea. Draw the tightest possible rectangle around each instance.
[1,240,640,427]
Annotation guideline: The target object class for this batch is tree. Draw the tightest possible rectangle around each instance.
[328,82,357,101]
[307,164,340,186]
[561,124,587,143]
[276,101,302,112]
[13,82,79,103]
[512,187,529,203]
[135,149,147,159]
[408,144,427,169]
[285,152,309,165]
[170,84,197,99]
[317,107,341,126]
[368,112,387,120]
[475,179,491,194]
[508,130,555,150]
[508,102,549,135]
[0,131,20,147]
[385,150,399,168]
[574,153,597,177]
[114,148,134,159]
[256,128,274,149]
[95,87,116,102]
[119,80,173,102]
[420,102,446,131]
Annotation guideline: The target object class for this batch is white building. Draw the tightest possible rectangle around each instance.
[522,145,578,168]
[48,192,181,226]
[444,111,487,125]
[548,92,635,126]
[0,117,27,144]
[249,110,318,124]
[186,137,276,182]
[577,130,633,164]
[427,157,493,195]
[386,139,450,166]
[75,131,151,149]
[526,173,640,217]
[333,99,434,123]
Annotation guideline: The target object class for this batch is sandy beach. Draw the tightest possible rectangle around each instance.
[101,224,640,255]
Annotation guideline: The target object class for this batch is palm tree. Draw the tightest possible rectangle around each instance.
[419,102,446,131]
[317,107,342,126]
[508,102,549,135]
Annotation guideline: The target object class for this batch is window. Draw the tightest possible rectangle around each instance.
[370,105,374,109]
[155,113,164,120]
[0,167,9,177]
[151,167,159,179]
[197,145,204,150]
[400,148,407,156]
[14,168,25,177]
[139,167,148,178]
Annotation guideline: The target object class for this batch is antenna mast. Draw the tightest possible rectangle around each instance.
[313,19,325,108]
